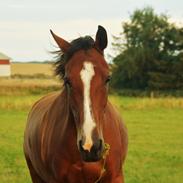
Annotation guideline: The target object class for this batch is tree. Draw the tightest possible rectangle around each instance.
[111,7,183,90]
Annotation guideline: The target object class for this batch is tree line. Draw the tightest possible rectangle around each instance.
[111,7,183,91]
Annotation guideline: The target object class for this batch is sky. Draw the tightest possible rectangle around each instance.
[0,0,183,62]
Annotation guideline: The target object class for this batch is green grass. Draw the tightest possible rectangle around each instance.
[0,94,183,183]
[123,108,183,183]
[0,110,31,183]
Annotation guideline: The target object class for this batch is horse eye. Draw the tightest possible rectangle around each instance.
[105,76,111,84]
[64,78,72,87]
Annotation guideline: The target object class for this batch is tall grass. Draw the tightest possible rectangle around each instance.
[1,95,183,111]
[0,78,61,96]
[110,95,183,110]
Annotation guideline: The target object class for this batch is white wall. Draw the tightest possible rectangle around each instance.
[0,65,11,76]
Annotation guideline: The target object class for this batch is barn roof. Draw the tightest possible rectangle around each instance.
[0,52,11,60]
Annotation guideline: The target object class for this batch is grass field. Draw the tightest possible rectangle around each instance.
[0,91,183,183]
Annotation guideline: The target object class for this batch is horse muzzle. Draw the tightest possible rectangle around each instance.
[79,139,104,162]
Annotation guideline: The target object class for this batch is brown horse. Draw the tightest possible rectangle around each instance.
[24,26,128,183]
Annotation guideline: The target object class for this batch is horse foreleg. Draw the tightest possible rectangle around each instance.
[25,156,46,183]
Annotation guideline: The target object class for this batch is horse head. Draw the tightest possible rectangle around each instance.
[51,26,110,162]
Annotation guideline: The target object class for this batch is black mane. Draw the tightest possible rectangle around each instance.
[54,36,95,79]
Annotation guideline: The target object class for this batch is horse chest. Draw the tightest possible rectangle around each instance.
[52,141,106,183]
[66,162,103,183]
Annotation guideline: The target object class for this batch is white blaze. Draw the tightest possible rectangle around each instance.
[80,62,95,150]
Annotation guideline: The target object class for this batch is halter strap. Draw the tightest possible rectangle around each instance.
[94,143,110,183]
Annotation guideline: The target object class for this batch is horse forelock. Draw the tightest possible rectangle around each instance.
[54,36,99,79]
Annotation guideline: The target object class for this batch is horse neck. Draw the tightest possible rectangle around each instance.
[59,87,74,121]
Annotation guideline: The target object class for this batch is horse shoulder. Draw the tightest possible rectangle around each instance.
[29,92,61,116]
[24,91,62,181]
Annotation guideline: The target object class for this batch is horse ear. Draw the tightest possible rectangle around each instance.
[50,30,71,52]
[95,25,108,52]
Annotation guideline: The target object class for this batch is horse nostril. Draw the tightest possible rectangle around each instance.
[79,140,84,151]
[98,139,103,151]
[91,139,103,153]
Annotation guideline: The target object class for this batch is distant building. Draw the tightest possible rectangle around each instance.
[0,52,11,77]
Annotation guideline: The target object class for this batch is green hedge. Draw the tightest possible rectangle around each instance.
[109,88,183,97]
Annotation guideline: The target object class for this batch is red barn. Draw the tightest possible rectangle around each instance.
[0,52,11,77]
